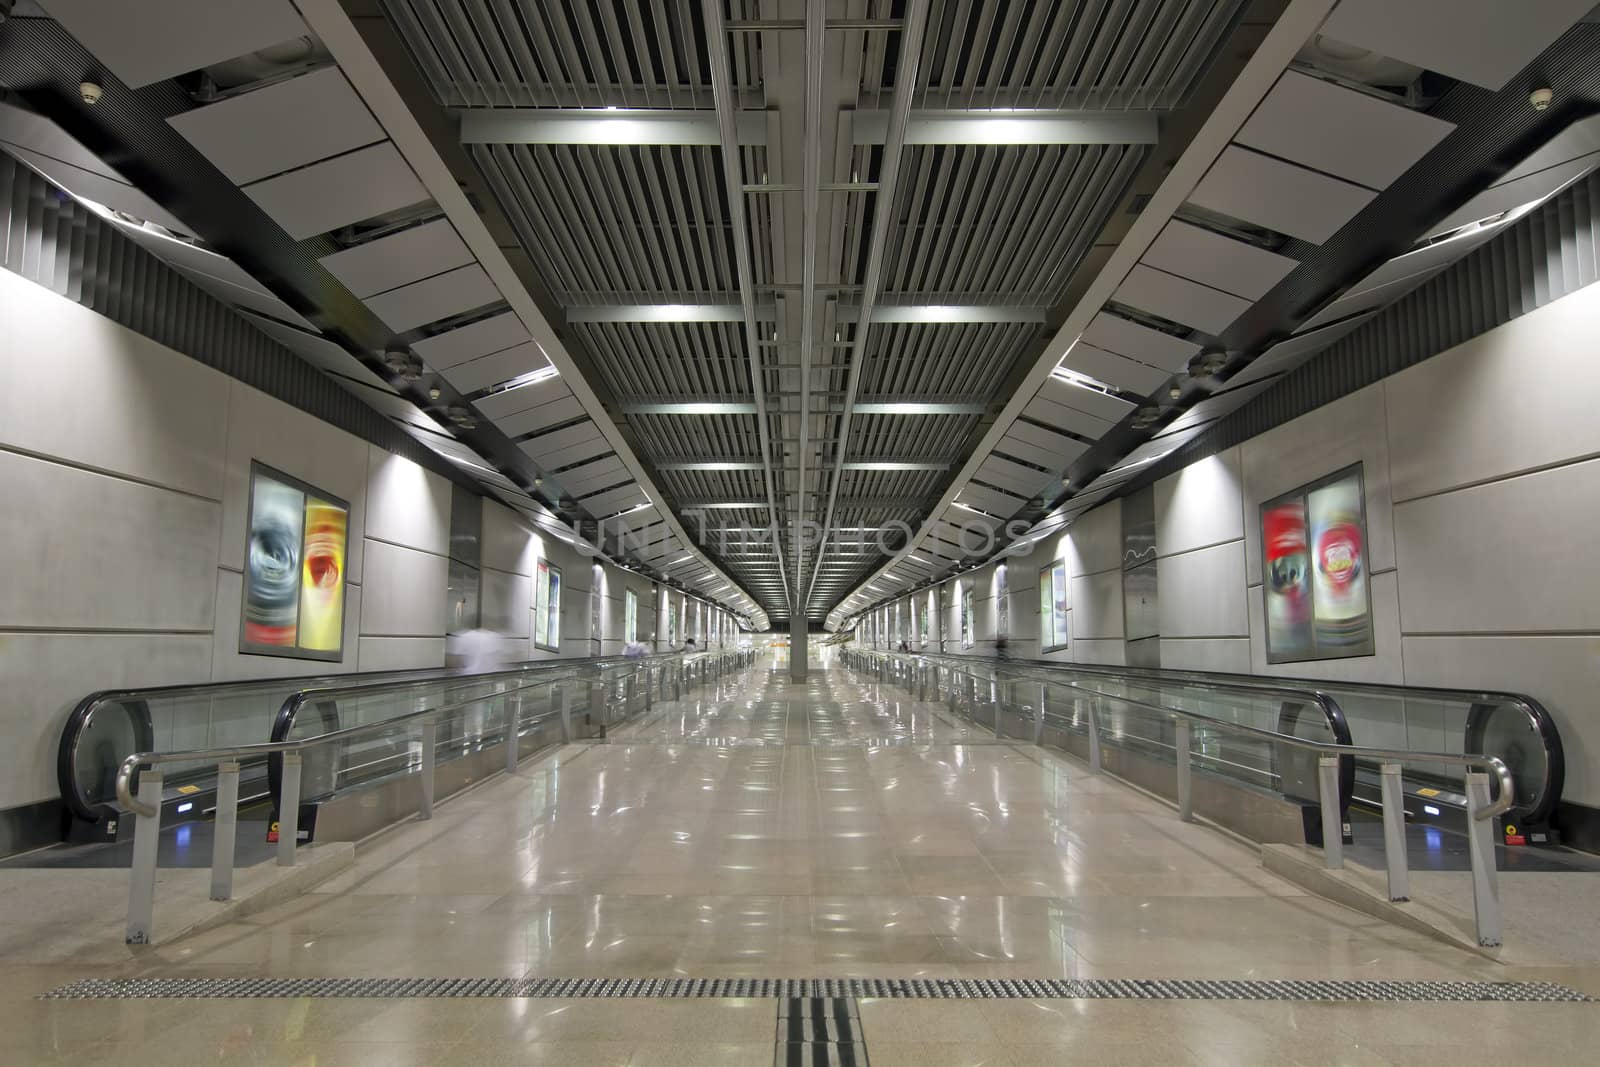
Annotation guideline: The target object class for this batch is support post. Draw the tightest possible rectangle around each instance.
[557,685,572,742]
[1087,698,1102,773]
[791,620,808,681]
[125,770,163,944]
[1379,762,1410,902]
[1465,772,1502,947]
[277,754,301,868]
[419,718,437,820]
[1176,720,1193,822]
[505,694,521,773]
[1317,756,1343,869]
[1033,683,1046,746]
[210,761,240,902]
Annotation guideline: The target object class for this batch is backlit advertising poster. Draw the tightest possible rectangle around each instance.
[1262,497,1312,660]
[241,463,348,660]
[1261,464,1373,663]
[1308,473,1372,655]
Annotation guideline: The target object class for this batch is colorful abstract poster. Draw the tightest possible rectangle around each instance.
[242,465,348,660]
[534,560,562,651]
[297,498,347,651]
[1308,473,1373,655]
[1262,497,1312,661]
[1261,464,1373,663]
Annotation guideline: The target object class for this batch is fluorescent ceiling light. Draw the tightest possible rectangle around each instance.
[492,364,559,393]
[658,461,763,470]
[1051,364,1119,396]
[683,501,764,510]
[853,401,984,414]
[621,401,757,414]
[841,461,948,471]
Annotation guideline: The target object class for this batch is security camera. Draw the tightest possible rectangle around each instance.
[1531,87,1554,111]
[79,81,103,105]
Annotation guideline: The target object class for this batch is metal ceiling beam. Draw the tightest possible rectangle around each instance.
[852,110,1160,146]
[459,108,767,146]
[808,0,932,613]
[795,0,825,617]
[702,0,790,617]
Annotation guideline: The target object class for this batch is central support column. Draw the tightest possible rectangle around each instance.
[790,620,809,681]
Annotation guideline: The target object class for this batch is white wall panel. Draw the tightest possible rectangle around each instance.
[481,566,531,637]
[481,499,537,576]
[1156,541,1249,639]
[1159,638,1252,674]
[1070,569,1124,641]
[1403,634,1600,805]
[1155,448,1244,556]
[0,632,213,809]
[0,270,228,498]
[360,539,448,638]
[1394,461,1600,634]
[0,451,219,631]
[219,381,370,581]
[364,446,450,556]
[358,636,447,671]
[1066,499,1122,576]
[1241,384,1396,580]
[1072,638,1127,666]
[1385,283,1600,502]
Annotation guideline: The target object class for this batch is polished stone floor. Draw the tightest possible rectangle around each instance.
[4,651,1597,1064]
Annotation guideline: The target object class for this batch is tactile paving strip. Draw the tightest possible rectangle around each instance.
[38,976,1593,1002]
[776,997,865,1066]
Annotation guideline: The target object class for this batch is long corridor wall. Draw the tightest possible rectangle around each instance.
[0,268,736,833]
[862,277,1600,815]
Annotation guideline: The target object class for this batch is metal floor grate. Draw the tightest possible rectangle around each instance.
[39,976,1592,1002]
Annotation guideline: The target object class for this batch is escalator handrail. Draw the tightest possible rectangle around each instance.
[113,655,672,819]
[851,650,1515,821]
[879,648,1561,823]
[888,649,1353,744]
[273,647,715,744]
[60,648,717,821]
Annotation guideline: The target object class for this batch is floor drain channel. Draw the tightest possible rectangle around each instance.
[37,977,1593,1002]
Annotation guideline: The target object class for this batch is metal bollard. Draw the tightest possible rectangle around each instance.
[278,754,302,867]
[1464,772,1502,947]
[1176,721,1193,822]
[125,770,164,944]
[419,718,437,820]
[1317,756,1343,869]
[1379,763,1409,901]
[211,761,241,901]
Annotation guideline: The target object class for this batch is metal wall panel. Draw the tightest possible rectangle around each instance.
[1141,171,1600,487]
[0,150,461,486]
